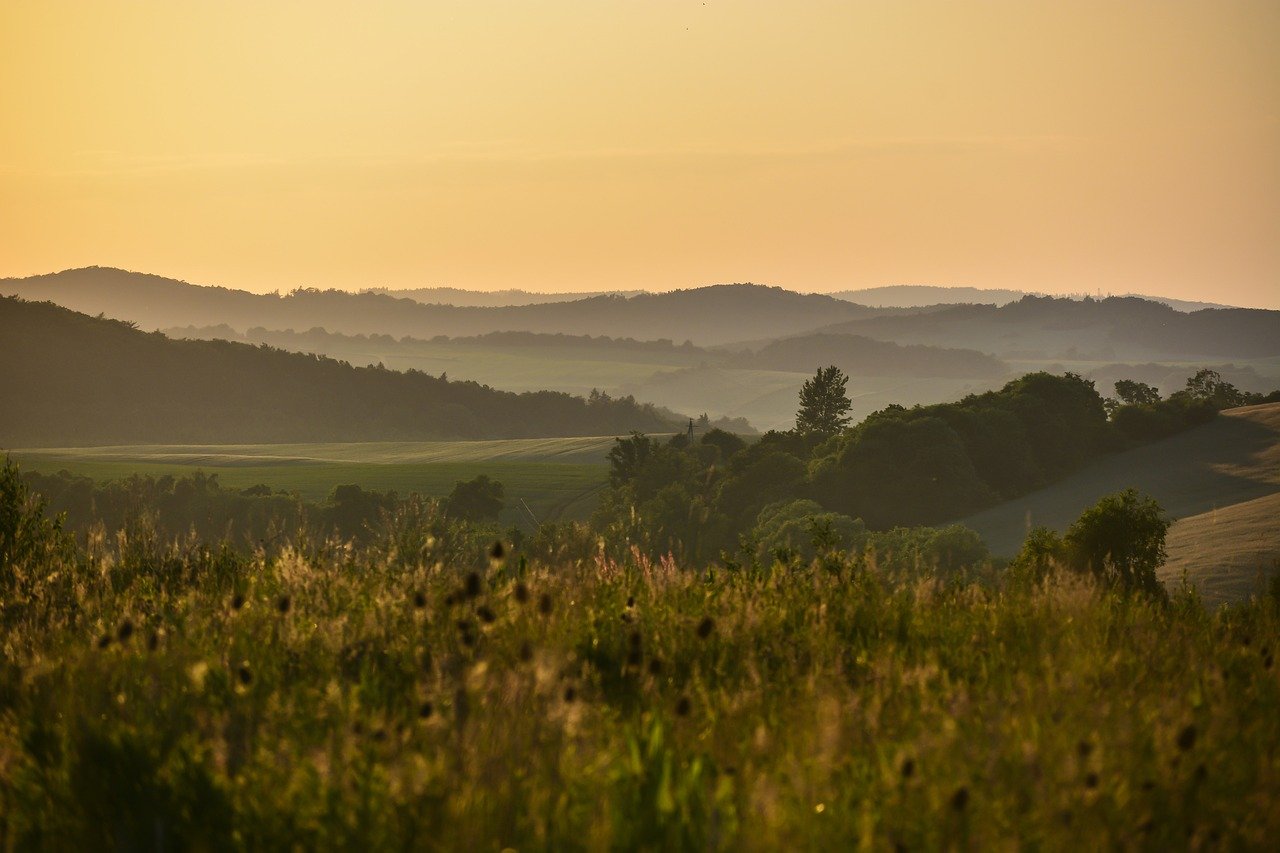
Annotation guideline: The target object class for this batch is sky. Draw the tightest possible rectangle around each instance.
[1,1,1277,307]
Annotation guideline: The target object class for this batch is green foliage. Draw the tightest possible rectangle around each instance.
[1064,489,1170,596]
[1114,379,1161,406]
[795,365,852,435]
[0,457,73,596]
[444,474,505,522]
[752,499,865,564]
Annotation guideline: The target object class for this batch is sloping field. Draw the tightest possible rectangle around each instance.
[1159,492,1280,607]
[957,404,1280,598]
[9,435,622,467]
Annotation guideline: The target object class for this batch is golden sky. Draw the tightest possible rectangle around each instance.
[2,1,1277,306]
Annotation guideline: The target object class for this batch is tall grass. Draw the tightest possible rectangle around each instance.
[1,518,1278,848]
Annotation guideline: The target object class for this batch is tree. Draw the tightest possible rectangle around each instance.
[445,475,505,522]
[1183,368,1247,409]
[1064,488,1169,596]
[1114,379,1161,406]
[795,365,852,435]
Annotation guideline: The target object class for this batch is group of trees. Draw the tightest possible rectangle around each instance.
[18,468,510,546]
[592,363,1277,572]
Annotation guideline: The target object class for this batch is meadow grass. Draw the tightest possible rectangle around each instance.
[2,525,1277,849]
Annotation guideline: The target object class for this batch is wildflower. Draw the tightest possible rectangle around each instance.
[237,664,253,685]
[96,634,112,649]
[1177,724,1197,751]
[231,593,246,611]
[477,605,496,624]
[950,787,969,811]
[413,591,427,609]
[277,594,292,614]
[514,582,530,604]
[419,701,434,719]
[464,572,482,599]
[900,758,915,779]
[117,620,134,642]
[490,541,505,561]
[675,696,691,716]
[538,592,553,615]
[563,686,577,703]
[626,595,635,608]
[696,616,715,639]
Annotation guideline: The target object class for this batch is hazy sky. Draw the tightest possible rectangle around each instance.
[2,1,1277,306]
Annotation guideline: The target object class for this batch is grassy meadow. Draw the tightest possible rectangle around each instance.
[6,437,624,530]
[2,517,1278,848]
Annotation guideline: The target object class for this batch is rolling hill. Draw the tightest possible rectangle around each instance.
[2,267,883,346]
[0,297,677,446]
[818,296,1280,361]
[830,285,1232,312]
[956,402,1280,604]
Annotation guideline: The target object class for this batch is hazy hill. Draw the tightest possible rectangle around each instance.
[3,267,880,346]
[832,285,1231,312]
[367,286,642,307]
[743,333,1006,378]
[0,297,678,446]
[956,402,1280,604]
[818,295,1280,361]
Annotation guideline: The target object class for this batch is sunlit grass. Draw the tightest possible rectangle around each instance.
[2,528,1277,848]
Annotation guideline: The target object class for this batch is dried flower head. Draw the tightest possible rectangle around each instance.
[413,591,427,609]
[419,701,434,719]
[696,616,715,639]
[477,605,496,624]
[675,696,692,716]
[490,540,505,561]
[231,593,246,611]
[276,594,292,615]
[538,592,553,615]
[464,572,482,598]
[1177,724,1197,751]
[117,620,134,642]
[950,787,969,811]
[514,582,530,603]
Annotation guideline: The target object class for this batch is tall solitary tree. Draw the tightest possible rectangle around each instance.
[795,365,852,435]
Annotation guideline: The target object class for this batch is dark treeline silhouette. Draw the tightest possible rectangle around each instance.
[0,297,677,445]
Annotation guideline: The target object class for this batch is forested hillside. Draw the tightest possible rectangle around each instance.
[0,298,676,445]
[744,333,1006,378]
[820,295,1280,360]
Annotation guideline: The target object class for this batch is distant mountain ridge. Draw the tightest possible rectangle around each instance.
[0,296,679,446]
[830,285,1234,312]
[2,267,884,347]
[367,286,643,307]
[816,295,1280,361]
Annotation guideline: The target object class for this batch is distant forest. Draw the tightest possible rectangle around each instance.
[0,297,677,446]
[163,324,1007,380]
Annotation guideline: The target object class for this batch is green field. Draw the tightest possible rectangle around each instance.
[6,436,629,530]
